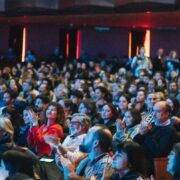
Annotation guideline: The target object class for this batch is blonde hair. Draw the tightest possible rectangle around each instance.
[0,116,14,136]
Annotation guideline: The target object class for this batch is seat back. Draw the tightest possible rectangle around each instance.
[154,157,172,180]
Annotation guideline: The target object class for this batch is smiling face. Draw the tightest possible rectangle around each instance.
[123,111,134,128]
[46,105,58,123]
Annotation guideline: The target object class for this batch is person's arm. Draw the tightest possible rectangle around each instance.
[44,135,68,155]
[32,125,63,145]
[131,56,138,69]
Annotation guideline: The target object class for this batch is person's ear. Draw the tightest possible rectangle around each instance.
[93,140,99,148]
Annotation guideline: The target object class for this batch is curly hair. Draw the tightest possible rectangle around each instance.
[43,102,65,125]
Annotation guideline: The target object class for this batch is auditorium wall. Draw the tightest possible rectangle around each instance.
[81,28,129,59]
[0,26,9,54]
[26,25,59,57]
[151,29,180,57]
[1,25,180,60]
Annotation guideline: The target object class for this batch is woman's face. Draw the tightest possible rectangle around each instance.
[167,150,176,175]
[101,105,113,120]
[112,151,128,171]
[119,96,128,110]
[46,105,58,122]
[123,111,134,128]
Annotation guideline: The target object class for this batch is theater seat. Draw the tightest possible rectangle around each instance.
[153,157,172,180]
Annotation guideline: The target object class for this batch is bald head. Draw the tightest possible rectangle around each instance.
[153,101,170,124]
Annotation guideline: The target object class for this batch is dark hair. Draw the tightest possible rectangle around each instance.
[70,90,83,99]
[119,93,130,103]
[6,173,34,180]
[126,109,141,127]
[35,95,50,104]
[96,86,111,101]
[2,105,21,141]
[43,102,65,125]
[115,141,146,175]
[60,99,76,114]
[167,97,180,116]
[2,150,35,178]
[103,103,119,121]
[80,99,97,115]
[94,127,112,152]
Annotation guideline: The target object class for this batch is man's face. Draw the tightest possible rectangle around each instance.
[69,116,83,136]
[79,129,94,153]
[146,94,157,109]
[153,103,169,124]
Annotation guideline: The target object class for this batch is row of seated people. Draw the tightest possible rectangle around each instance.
[0,111,179,179]
[0,53,179,179]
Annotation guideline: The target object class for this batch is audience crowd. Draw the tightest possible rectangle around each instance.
[0,46,179,179]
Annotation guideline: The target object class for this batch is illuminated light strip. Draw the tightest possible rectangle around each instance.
[21,27,26,62]
[66,33,70,58]
[136,46,139,56]
[76,30,81,59]
[128,31,132,58]
[144,30,151,57]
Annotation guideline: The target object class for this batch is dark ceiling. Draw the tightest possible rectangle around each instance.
[0,0,180,28]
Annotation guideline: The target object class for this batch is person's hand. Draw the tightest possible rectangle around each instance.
[44,135,60,148]
[60,155,75,173]
[28,110,39,125]
[139,120,152,135]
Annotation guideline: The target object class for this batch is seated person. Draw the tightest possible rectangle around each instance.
[108,142,147,179]
[113,109,141,145]
[27,102,64,157]
[1,149,35,179]
[134,101,177,158]
[55,125,112,180]
[0,116,42,179]
[45,113,91,165]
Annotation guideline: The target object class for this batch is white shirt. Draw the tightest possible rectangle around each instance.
[62,133,86,164]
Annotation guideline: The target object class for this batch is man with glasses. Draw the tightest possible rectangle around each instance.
[45,113,90,164]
